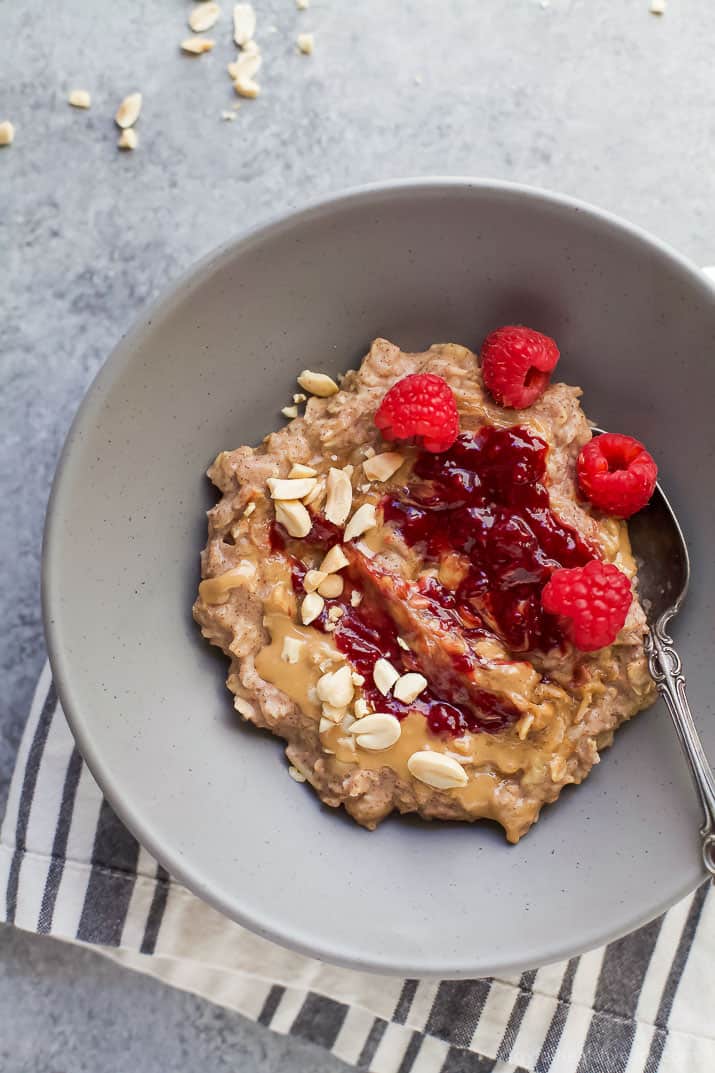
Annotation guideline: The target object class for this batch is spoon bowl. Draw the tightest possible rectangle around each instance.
[627,484,690,627]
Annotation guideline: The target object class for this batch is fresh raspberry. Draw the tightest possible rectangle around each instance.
[481,325,560,409]
[577,433,657,518]
[541,560,632,652]
[375,373,460,453]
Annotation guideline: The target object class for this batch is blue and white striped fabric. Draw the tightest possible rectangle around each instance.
[1,664,713,1073]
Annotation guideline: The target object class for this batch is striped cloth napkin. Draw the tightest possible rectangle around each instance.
[1,664,713,1073]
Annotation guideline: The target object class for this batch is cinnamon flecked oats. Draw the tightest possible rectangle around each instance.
[193,337,656,842]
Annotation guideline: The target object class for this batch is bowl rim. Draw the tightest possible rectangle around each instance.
[42,177,714,977]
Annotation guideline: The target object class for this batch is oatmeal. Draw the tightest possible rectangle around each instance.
[193,334,656,842]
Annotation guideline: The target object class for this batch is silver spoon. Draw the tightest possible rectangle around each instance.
[594,428,715,881]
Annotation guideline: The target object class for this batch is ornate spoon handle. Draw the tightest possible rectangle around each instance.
[648,622,715,881]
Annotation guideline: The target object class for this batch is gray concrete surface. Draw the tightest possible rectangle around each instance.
[0,927,352,1073]
[1,0,714,1069]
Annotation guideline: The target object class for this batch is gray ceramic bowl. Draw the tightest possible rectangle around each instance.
[44,180,715,978]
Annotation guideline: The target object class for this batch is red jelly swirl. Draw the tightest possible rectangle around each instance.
[277,425,593,737]
[383,426,594,652]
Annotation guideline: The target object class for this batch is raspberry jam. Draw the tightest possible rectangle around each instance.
[332,581,517,735]
[280,538,518,734]
[383,426,593,652]
[279,425,594,738]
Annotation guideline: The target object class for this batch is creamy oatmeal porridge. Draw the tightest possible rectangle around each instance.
[193,331,657,842]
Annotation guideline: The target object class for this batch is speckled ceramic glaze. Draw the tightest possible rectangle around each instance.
[43,180,715,977]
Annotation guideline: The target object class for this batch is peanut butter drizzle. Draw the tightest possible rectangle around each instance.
[255,613,344,719]
[251,610,593,809]
[254,614,581,801]
[614,522,637,576]
[361,522,389,556]
[198,563,256,604]
[323,702,572,808]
